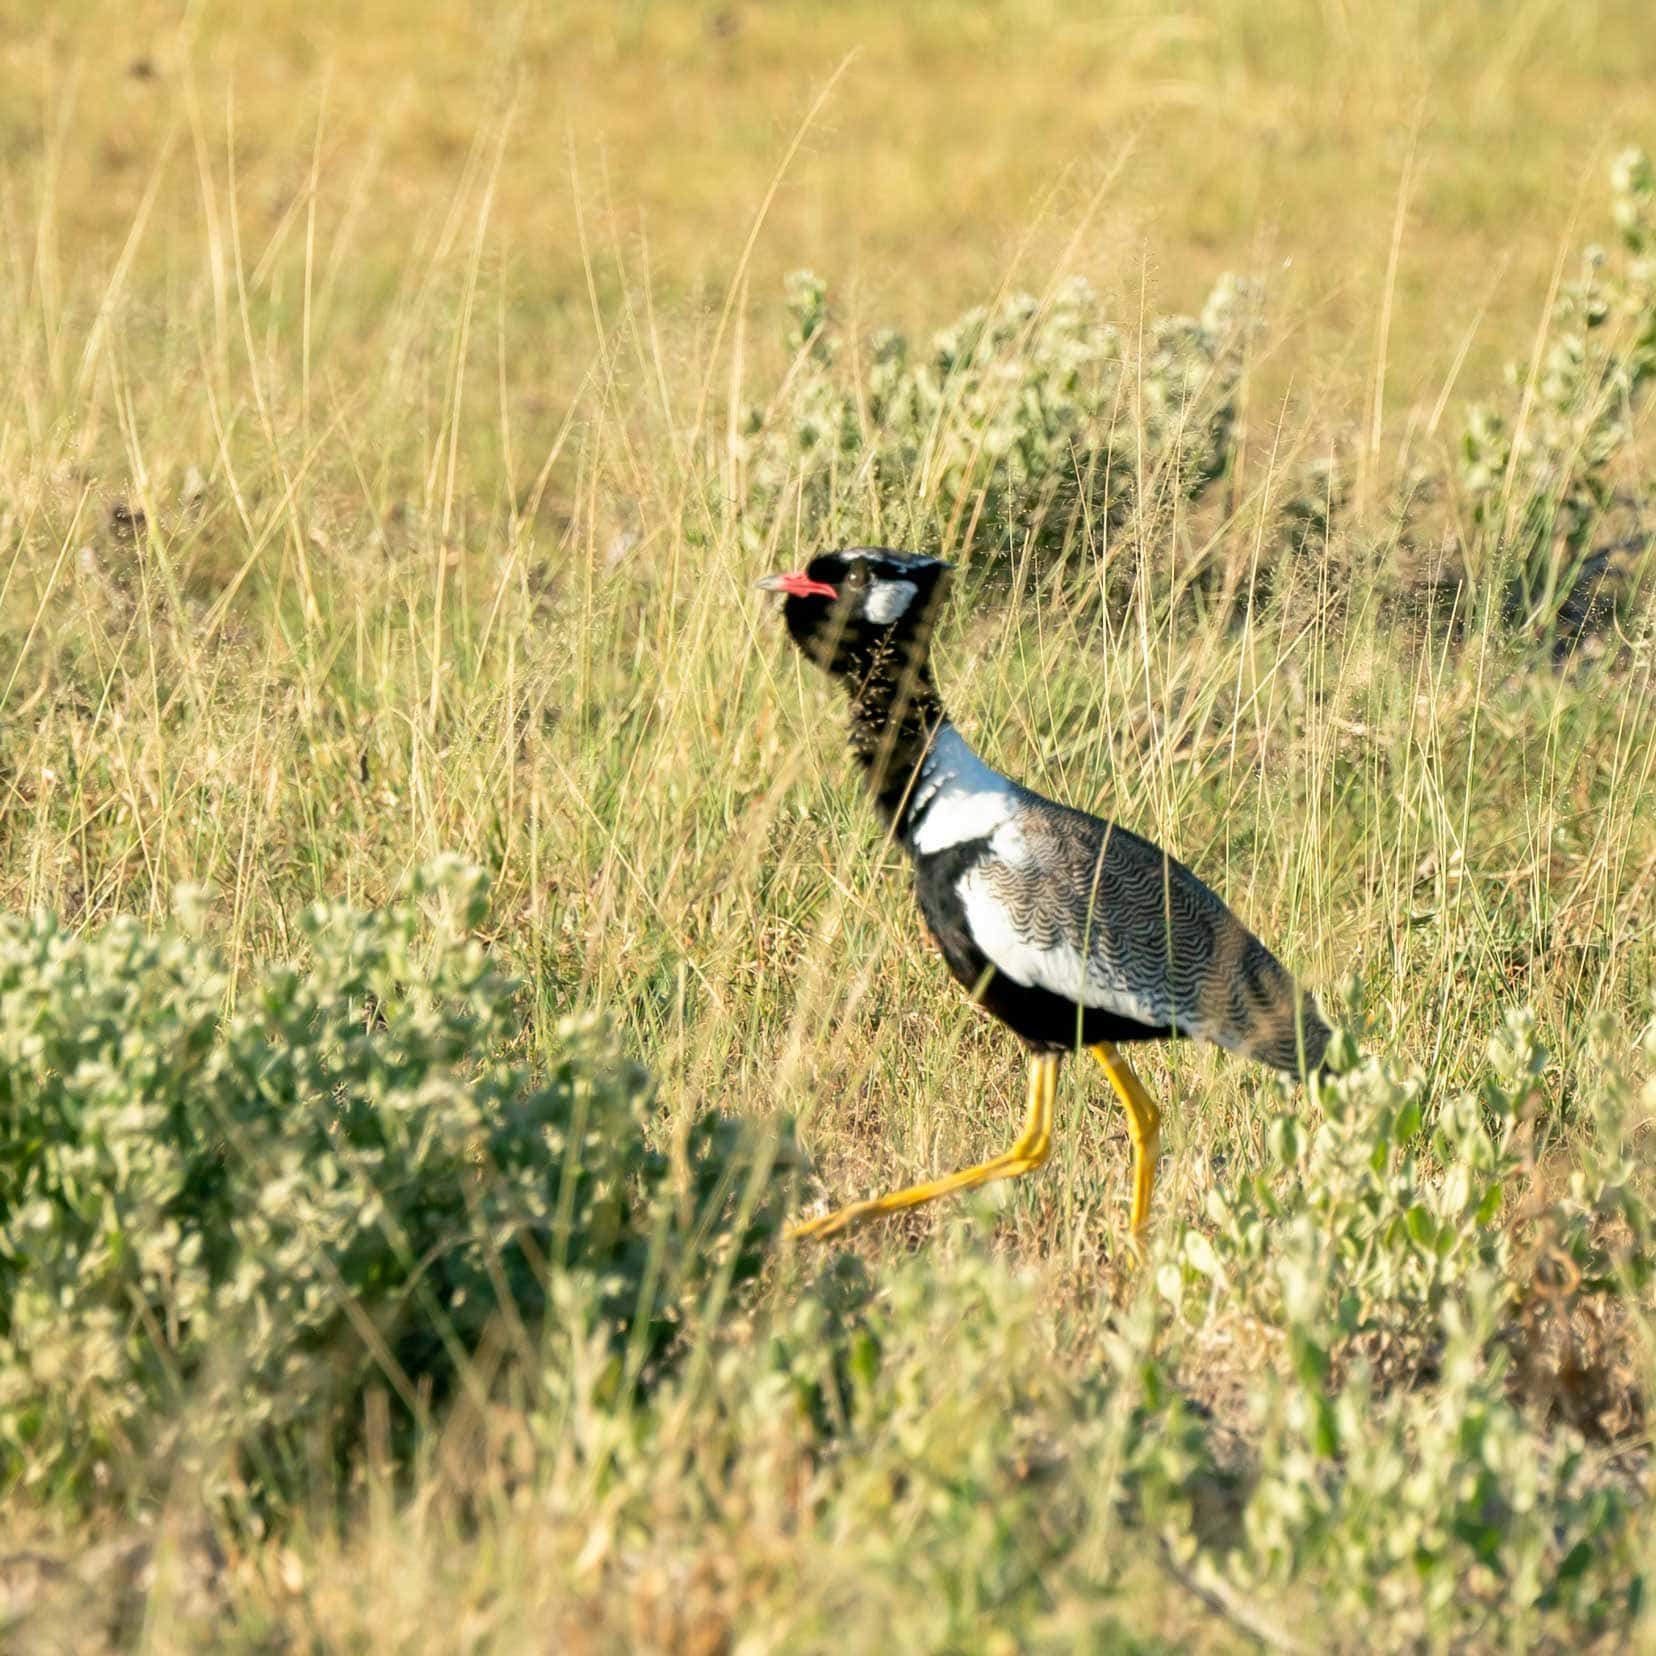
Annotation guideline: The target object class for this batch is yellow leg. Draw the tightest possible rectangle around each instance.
[787,1053,1059,1242]
[1090,1042,1163,1250]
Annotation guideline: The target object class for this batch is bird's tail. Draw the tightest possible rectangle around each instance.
[1243,991,1334,1081]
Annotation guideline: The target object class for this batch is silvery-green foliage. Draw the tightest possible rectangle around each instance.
[740,269,1251,563]
[0,860,779,1513]
[1176,1011,1634,1365]
[1169,1010,1649,1643]
[1459,148,1656,626]
[1278,450,1346,559]
[1235,1269,1635,1644]
[595,1233,1204,1649]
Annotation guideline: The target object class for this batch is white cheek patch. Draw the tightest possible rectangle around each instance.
[864,579,918,624]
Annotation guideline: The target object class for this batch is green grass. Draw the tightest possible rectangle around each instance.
[2,0,1655,1648]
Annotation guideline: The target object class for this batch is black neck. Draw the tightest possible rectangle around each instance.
[843,640,947,829]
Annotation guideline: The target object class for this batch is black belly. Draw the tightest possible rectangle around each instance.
[912,839,1175,1054]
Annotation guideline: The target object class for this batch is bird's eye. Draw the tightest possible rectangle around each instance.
[845,563,870,591]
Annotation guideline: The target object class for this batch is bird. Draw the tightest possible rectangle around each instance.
[757,547,1330,1252]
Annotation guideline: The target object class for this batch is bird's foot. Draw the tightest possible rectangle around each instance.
[785,1198,878,1242]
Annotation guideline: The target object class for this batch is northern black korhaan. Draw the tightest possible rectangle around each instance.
[759,548,1330,1250]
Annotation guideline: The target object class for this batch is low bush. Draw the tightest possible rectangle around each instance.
[738,150,1656,656]
[0,859,782,1517]
[1164,1008,1652,1642]
[1458,146,1656,641]
[739,268,1252,567]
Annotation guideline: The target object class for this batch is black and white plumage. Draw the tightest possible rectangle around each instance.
[759,547,1330,1248]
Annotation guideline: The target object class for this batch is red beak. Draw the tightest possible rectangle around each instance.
[756,571,838,600]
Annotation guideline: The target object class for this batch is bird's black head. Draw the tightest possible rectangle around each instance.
[757,548,953,683]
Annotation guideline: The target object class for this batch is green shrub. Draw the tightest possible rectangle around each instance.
[1459,147,1656,637]
[578,1230,1207,1652]
[739,269,1251,566]
[1164,1008,1652,1644]
[1176,1010,1643,1377]
[1234,1270,1640,1643]
[0,859,781,1515]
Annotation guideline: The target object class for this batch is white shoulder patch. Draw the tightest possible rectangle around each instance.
[908,724,1019,854]
[864,579,918,624]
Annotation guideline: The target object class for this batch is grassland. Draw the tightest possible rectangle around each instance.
[2,0,1656,1649]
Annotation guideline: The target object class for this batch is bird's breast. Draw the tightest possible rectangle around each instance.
[902,725,1021,855]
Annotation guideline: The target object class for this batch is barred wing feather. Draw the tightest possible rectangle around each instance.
[959,803,1326,1073]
